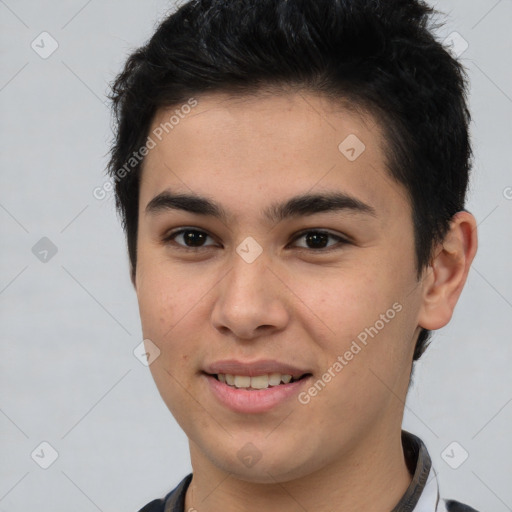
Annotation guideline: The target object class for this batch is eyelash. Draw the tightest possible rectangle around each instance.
[162,228,350,253]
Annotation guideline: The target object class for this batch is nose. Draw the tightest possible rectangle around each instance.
[210,248,290,340]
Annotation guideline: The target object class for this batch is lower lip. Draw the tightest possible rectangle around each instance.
[204,373,311,414]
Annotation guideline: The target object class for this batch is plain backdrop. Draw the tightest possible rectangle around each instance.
[1,1,511,511]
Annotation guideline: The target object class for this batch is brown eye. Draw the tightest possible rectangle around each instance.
[291,230,348,250]
[164,228,218,248]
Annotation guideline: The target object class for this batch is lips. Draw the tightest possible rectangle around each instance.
[202,359,312,412]
[202,359,312,414]
[203,359,311,379]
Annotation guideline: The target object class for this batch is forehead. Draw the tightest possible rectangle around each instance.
[140,91,409,222]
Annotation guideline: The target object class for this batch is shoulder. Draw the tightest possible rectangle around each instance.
[444,498,481,512]
[137,499,165,512]
[136,473,193,512]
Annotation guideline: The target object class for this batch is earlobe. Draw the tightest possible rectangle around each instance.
[417,211,478,331]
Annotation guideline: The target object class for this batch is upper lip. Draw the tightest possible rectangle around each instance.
[203,359,311,378]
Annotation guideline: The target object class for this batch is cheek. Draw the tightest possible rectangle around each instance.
[293,267,414,397]
[136,262,209,421]
[293,268,384,348]
[135,264,204,392]
[136,257,201,338]
[135,256,230,375]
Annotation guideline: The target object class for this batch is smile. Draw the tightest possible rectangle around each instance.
[214,373,306,390]
[204,372,312,413]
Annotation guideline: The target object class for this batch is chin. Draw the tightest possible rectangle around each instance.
[202,440,322,484]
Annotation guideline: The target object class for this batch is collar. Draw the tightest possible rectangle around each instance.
[391,430,442,512]
[163,430,442,512]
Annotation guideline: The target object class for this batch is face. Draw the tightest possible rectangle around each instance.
[135,91,425,483]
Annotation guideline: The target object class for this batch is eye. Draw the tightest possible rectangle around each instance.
[162,228,349,252]
[163,228,219,249]
[290,230,349,251]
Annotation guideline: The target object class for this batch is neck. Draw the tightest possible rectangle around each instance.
[184,426,412,512]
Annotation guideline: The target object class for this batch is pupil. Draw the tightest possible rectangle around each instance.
[306,232,328,248]
[184,230,206,246]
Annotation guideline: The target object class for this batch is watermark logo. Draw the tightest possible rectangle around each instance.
[133,339,161,367]
[443,31,469,58]
[236,236,263,264]
[32,237,58,263]
[237,442,262,468]
[338,134,366,162]
[441,441,469,469]
[31,31,59,59]
[31,441,59,469]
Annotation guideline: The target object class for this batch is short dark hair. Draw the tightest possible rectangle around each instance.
[107,0,472,362]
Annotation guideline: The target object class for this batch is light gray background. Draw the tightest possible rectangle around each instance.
[1,0,511,511]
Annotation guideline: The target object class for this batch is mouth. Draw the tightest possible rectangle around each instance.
[203,371,313,413]
[207,372,311,390]
[202,359,313,413]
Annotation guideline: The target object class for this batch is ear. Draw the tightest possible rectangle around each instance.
[417,211,478,330]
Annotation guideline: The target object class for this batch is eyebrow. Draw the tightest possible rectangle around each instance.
[145,190,377,223]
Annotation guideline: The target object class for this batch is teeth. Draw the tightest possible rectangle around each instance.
[234,375,251,388]
[250,375,269,389]
[268,373,282,386]
[216,373,297,389]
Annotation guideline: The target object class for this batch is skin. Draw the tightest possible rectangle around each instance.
[133,91,477,512]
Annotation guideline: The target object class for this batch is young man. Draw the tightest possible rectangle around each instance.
[107,0,479,510]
